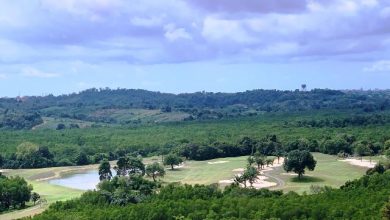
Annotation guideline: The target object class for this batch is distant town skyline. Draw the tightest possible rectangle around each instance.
[0,0,389,96]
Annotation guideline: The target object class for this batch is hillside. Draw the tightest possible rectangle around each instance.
[1,88,390,129]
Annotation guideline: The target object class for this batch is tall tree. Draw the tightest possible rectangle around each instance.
[243,166,259,188]
[146,162,165,182]
[127,157,145,176]
[115,157,128,176]
[163,154,183,170]
[98,159,112,181]
[283,150,316,179]
[254,152,265,170]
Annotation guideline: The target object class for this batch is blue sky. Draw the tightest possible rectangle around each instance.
[0,0,390,96]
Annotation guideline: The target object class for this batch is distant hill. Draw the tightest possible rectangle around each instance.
[0,88,390,129]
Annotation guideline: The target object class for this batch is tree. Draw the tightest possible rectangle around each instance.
[233,175,246,188]
[75,152,89,165]
[247,156,255,166]
[164,154,183,170]
[243,166,259,188]
[56,123,66,130]
[127,157,145,176]
[266,158,274,167]
[31,192,40,205]
[275,147,284,164]
[283,150,316,179]
[114,156,145,176]
[382,201,390,220]
[99,159,112,181]
[385,140,390,150]
[254,152,265,170]
[146,162,165,182]
[115,157,128,176]
[354,142,372,161]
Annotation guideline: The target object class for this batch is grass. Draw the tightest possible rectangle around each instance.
[268,153,367,193]
[150,153,367,193]
[0,166,88,219]
[32,117,97,130]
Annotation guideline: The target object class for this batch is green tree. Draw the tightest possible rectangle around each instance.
[75,152,89,165]
[31,192,40,205]
[283,150,316,179]
[146,162,165,182]
[382,201,390,220]
[115,157,128,176]
[164,154,183,170]
[243,166,259,188]
[56,123,66,130]
[254,152,265,170]
[266,158,274,167]
[127,157,145,175]
[233,174,246,188]
[354,142,372,161]
[384,140,390,150]
[247,156,255,166]
[98,159,112,181]
[275,147,284,164]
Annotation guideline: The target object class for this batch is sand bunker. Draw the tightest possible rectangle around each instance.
[340,158,376,168]
[232,168,245,172]
[221,157,284,189]
[219,175,277,189]
[281,173,298,176]
[173,163,185,169]
[208,161,229,165]
[219,179,235,184]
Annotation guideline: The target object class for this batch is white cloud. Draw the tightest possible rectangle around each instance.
[0,0,389,64]
[364,60,390,72]
[22,67,61,78]
[164,24,192,42]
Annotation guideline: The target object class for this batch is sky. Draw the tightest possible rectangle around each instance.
[0,0,390,97]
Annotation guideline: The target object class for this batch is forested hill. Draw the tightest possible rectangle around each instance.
[3,88,390,110]
[1,88,390,129]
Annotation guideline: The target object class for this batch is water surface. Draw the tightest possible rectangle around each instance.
[49,170,100,190]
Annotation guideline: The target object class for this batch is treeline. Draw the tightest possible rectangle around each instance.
[173,135,389,161]
[1,88,390,126]
[0,175,37,213]
[1,133,389,169]
[32,170,390,219]
[0,142,103,169]
[296,113,390,128]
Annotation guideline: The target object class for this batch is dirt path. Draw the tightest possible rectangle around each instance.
[263,166,285,188]
[0,203,47,220]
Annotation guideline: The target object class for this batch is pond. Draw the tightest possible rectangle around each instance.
[49,169,101,190]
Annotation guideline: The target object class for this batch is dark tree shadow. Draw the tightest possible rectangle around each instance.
[291,176,324,183]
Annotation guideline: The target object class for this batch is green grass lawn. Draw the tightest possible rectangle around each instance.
[149,153,367,193]
[1,167,85,220]
[269,153,367,193]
